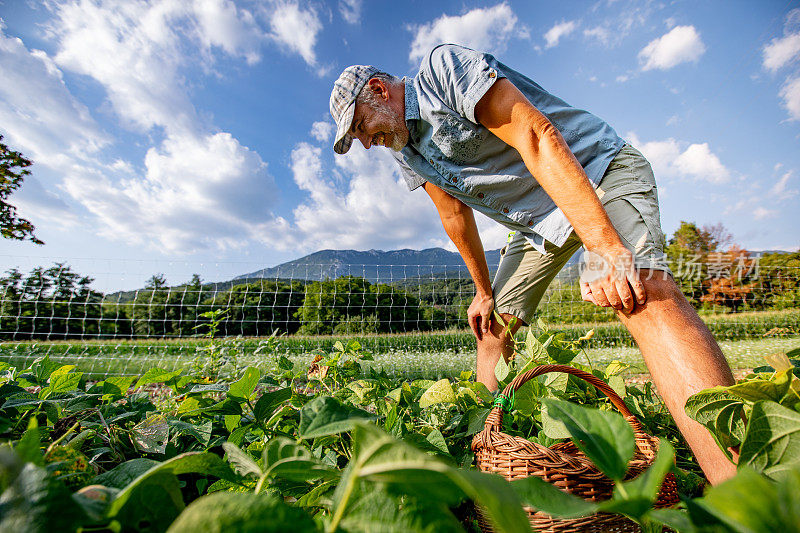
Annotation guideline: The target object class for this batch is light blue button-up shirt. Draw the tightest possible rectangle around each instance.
[391,44,625,252]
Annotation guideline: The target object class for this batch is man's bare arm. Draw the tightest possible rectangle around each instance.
[473,78,645,313]
[422,181,494,339]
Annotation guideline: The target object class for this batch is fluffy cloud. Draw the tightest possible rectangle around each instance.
[544,20,577,49]
[264,1,323,69]
[638,25,706,71]
[769,170,798,198]
[61,132,276,252]
[762,32,800,72]
[753,207,777,220]
[338,0,362,25]
[779,76,800,120]
[0,24,108,166]
[631,136,730,183]
[408,3,527,64]
[310,121,335,143]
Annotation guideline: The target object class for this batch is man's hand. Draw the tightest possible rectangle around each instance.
[580,248,646,314]
[468,292,495,340]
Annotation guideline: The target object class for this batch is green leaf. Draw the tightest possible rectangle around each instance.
[169,419,213,446]
[739,400,800,479]
[29,356,62,384]
[599,439,675,521]
[135,367,182,389]
[466,407,491,435]
[493,357,510,383]
[540,402,571,439]
[15,417,43,466]
[166,491,318,533]
[418,379,456,409]
[646,508,696,532]
[253,387,292,422]
[696,466,800,533]
[131,414,169,454]
[298,396,376,439]
[685,388,746,453]
[511,475,598,518]
[262,437,340,482]
[108,452,238,518]
[542,398,635,481]
[101,376,136,400]
[227,367,260,401]
[331,423,530,533]
[726,370,793,403]
[222,442,262,478]
[90,458,160,488]
[425,429,449,455]
[48,369,83,393]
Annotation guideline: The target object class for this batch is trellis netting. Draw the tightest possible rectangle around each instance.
[0,253,797,378]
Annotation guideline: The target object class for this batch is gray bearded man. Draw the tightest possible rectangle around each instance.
[329,44,737,483]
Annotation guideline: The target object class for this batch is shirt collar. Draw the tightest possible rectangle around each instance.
[403,77,420,121]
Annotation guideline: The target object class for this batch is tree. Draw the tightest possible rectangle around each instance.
[145,273,168,289]
[0,136,43,244]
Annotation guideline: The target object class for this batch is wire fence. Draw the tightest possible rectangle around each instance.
[0,253,798,378]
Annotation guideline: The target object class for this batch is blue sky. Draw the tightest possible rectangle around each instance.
[1,0,799,291]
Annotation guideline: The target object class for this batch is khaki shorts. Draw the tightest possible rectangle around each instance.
[492,144,671,324]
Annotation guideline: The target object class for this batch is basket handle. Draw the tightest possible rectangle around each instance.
[484,363,644,434]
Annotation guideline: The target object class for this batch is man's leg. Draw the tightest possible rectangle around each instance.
[477,232,582,390]
[617,269,736,484]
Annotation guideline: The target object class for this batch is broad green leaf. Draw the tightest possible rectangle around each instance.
[169,419,213,447]
[253,386,292,422]
[347,379,379,403]
[540,402,571,439]
[91,458,160,488]
[108,452,237,517]
[166,491,318,533]
[696,466,800,533]
[511,474,598,517]
[101,376,136,400]
[685,388,746,454]
[15,417,43,466]
[114,470,184,532]
[227,367,260,401]
[29,356,62,384]
[726,370,792,403]
[222,442,262,478]
[419,379,456,408]
[493,356,510,383]
[135,367,182,389]
[542,398,635,481]
[524,328,548,362]
[298,396,376,439]
[332,423,530,533]
[131,414,169,454]
[599,439,675,521]
[466,407,491,435]
[425,429,449,455]
[48,370,83,393]
[262,437,339,482]
[739,400,800,479]
[0,459,88,532]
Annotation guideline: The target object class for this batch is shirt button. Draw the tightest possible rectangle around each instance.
[527,221,533,227]
[477,193,485,199]
[489,70,496,78]
[450,177,457,183]
[502,208,509,214]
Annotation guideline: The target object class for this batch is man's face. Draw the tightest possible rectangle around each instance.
[348,80,409,152]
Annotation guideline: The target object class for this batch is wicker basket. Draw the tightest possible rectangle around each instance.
[471,364,679,532]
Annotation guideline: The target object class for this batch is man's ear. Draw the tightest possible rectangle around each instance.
[366,78,389,100]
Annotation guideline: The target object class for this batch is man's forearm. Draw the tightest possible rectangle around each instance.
[439,208,493,296]
[520,128,626,255]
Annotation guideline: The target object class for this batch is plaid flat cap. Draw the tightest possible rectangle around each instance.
[330,64,380,154]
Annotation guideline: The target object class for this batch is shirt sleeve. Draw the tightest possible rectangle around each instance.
[418,44,505,124]
[391,150,427,191]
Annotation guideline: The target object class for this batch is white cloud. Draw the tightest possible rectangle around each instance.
[762,32,800,72]
[264,1,323,69]
[638,25,706,71]
[0,24,108,166]
[310,121,335,143]
[779,76,800,120]
[584,26,611,46]
[753,207,777,220]
[544,20,577,49]
[338,0,362,25]
[408,3,527,64]
[769,170,798,199]
[630,135,730,183]
[61,132,276,253]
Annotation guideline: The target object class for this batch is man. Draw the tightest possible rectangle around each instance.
[329,44,736,483]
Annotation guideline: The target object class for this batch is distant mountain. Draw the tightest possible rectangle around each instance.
[235,248,503,283]
[235,246,584,283]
